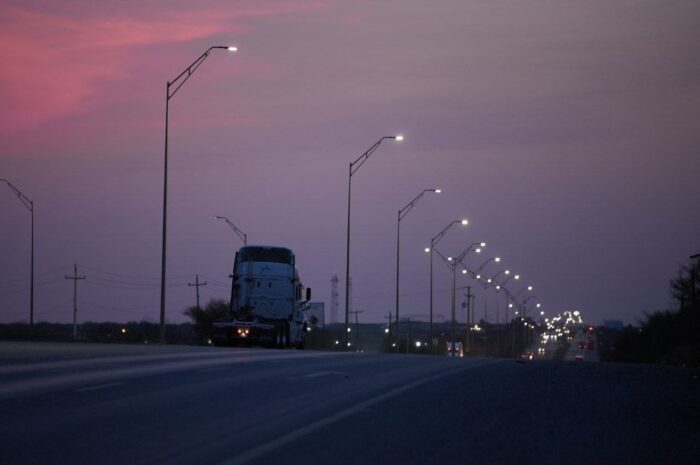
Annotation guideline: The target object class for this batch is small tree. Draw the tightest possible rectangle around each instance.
[670,259,700,312]
[184,299,230,343]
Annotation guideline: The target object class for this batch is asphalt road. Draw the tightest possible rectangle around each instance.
[1,341,698,465]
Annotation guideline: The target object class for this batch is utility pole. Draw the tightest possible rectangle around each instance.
[349,310,363,348]
[331,274,339,324]
[188,274,207,309]
[65,264,86,340]
[384,312,394,351]
[406,317,412,353]
[384,312,393,350]
[384,312,393,329]
[465,286,472,356]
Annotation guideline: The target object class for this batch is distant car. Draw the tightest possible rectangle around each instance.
[446,341,464,358]
[575,352,584,361]
[577,342,586,349]
[520,351,534,361]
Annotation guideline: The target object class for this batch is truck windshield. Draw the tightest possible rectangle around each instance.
[238,247,293,265]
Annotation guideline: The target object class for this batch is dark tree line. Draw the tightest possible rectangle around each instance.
[602,258,700,367]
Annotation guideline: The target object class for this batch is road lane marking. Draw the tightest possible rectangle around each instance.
[74,381,127,393]
[0,351,349,399]
[217,359,503,465]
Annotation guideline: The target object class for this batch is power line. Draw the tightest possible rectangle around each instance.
[81,299,155,315]
[79,264,191,281]
[0,276,64,297]
[83,280,188,291]
[198,275,230,287]
[0,265,71,287]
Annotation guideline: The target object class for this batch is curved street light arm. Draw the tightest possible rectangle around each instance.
[215,215,247,246]
[168,46,234,100]
[436,244,479,272]
[350,136,397,176]
[474,256,500,276]
[502,287,516,302]
[513,285,534,300]
[1,179,33,211]
[431,219,466,248]
[489,270,507,283]
[433,248,453,269]
[500,273,519,287]
[452,242,482,269]
[399,189,439,221]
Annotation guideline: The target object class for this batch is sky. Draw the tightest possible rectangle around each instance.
[1,0,699,328]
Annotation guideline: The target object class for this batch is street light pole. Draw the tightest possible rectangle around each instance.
[395,188,440,352]
[1,179,34,326]
[344,135,403,351]
[426,219,468,352]
[159,45,237,343]
[215,215,247,246]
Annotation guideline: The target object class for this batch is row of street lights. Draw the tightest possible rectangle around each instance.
[428,233,544,355]
[339,132,545,354]
[6,44,544,348]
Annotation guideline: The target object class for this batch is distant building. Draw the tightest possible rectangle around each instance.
[604,320,624,330]
[306,302,325,328]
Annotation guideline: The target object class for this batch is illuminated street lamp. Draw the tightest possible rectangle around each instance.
[425,219,468,350]
[395,188,440,352]
[159,45,237,343]
[344,135,404,350]
[473,256,501,279]
[215,215,247,246]
[513,285,534,299]
[486,269,510,287]
[500,272,520,287]
[1,179,34,326]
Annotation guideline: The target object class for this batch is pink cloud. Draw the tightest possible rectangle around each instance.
[0,1,326,135]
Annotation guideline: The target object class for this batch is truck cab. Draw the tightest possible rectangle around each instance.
[214,245,310,348]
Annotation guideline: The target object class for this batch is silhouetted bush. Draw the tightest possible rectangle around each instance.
[183,299,230,343]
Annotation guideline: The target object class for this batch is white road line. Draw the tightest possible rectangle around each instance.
[0,351,348,399]
[217,359,503,465]
[0,349,262,375]
[74,381,127,393]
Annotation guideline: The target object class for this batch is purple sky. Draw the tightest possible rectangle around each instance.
[2,0,699,327]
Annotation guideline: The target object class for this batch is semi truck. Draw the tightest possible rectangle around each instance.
[213,245,311,348]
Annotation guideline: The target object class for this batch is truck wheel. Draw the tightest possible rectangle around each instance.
[296,325,306,350]
[270,324,279,349]
[281,322,289,348]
